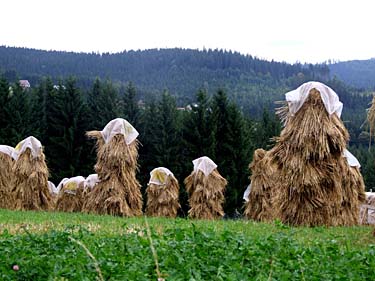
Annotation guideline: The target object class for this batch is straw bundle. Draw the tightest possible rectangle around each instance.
[0,149,14,209]
[243,148,279,221]
[12,148,52,211]
[82,130,142,217]
[271,87,365,226]
[145,168,180,218]
[55,178,86,212]
[360,192,375,225]
[184,168,227,220]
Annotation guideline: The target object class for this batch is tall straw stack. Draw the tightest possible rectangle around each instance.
[0,145,15,209]
[82,118,143,216]
[270,83,365,226]
[184,156,227,219]
[11,136,53,211]
[360,192,375,224]
[145,167,180,218]
[55,176,86,212]
[243,148,278,221]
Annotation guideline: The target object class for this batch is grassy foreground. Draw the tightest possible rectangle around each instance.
[0,209,375,280]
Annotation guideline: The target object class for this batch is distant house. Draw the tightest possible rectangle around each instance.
[177,105,192,111]
[19,80,31,89]
[137,100,145,109]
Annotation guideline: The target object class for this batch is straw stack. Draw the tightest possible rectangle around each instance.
[82,118,143,216]
[184,156,227,219]
[243,148,278,221]
[359,192,375,224]
[145,167,180,218]
[270,82,365,226]
[11,136,53,211]
[55,176,86,212]
[0,145,15,209]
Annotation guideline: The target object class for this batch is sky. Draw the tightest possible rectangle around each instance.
[1,0,374,64]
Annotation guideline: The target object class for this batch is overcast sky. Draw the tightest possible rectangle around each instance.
[1,0,374,63]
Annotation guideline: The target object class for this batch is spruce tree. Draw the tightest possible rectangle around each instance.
[0,76,10,143]
[29,78,55,142]
[46,78,90,181]
[211,89,252,216]
[87,78,119,130]
[122,82,139,126]
[3,82,33,146]
[182,89,216,161]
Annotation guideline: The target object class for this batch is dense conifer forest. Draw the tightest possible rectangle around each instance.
[1,46,375,215]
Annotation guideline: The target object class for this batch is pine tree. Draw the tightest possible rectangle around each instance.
[122,82,139,126]
[0,76,10,143]
[3,82,33,146]
[46,78,90,181]
[139,92,182,180]
[254,108,281,149]
[87,78,119,130]
[29,78,55,142]
[211,89,253,216]
[182,89,216,161]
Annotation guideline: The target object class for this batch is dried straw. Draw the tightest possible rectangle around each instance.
[243,148,279,221]
[0,152,14,209]
[83,132,142,217]
[360,192,375,225]
[271,88,365,226]
[184,169,227,219]
[11,148,53,211]
[55,182,86,212]
[145,175,180,218]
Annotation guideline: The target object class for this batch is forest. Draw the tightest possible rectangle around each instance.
[1,47,375,215]
[1,75,375,216]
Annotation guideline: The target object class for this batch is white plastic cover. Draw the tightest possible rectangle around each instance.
[192,156,217,176]
[12,136,43,160]
[243,183,252,202]
[366,192,375,197]
[0,145,15,159]
[343,149,361,168]
[48,181,58,195]
[84,174,100,189]
[57,176,85,195]
[285,81,343,117]
[149,167,173,185]
[101,118,139,145]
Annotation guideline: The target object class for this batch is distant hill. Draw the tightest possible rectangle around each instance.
[0,46,333,114]
[0,46,370,125]
[329,59,375,90]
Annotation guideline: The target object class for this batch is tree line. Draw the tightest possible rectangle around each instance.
[0,76,282,216]
[1,75,374,215]
[0,46,332,117]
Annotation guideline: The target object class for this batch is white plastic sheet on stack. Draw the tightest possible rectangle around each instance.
[12,136,42,160]
[149,167,173,185]
[243,184,252,202]
[361,192,375,225]
[57,176,85,195]
[48,181,58,195]
[192,156,217,176]
[0,145,15,159]
[101,118,139,145]
[285,81,343,117]
[84,174,100,190]
[343,149,361,168]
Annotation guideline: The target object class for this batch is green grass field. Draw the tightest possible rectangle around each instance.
[1,209,374,280]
